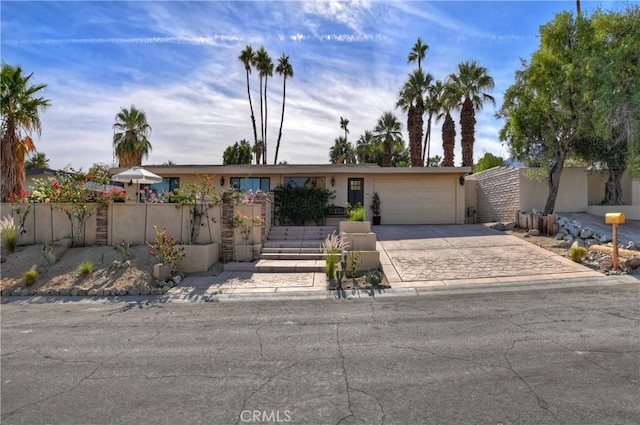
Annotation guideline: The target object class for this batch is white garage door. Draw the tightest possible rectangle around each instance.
[374,176,457,224]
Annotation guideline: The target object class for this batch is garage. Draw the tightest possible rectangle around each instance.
[373,175,458,224]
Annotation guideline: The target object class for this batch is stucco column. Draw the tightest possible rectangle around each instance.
[253,192,268,244]
[221,197,234,263]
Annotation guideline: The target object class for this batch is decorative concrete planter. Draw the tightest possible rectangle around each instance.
[180,243,219,272]
[339,221,372,233]
[234,244,255,262]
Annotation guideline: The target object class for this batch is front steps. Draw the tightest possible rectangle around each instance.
[224,226,337,273]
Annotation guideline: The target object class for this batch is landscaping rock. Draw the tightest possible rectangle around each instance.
[140,286,150,296]
[571,239,585,249]
[20,289,30,296]
[627,241,640,251]
[527,229,540,237]
[599,235,612,244]
[128,287,140,296]
[70,288,79,296]
[555,231,567,240]
[161,285,171,294]
[625,257,640,269]
[585,239,599,248]
[150,288,162,295]
[59,288,70,296]
[579,229,594,239]
[49,289,59,296]
[504,222,517,231]
[563,234,574,241]
[88,289,99,296]
[77,289,88,296]
[173,275,182,285]
[117,288,127,296]
[12,289,22,296]
[552,240,569,249]
[491,222,506,231]
[568,226,581,237]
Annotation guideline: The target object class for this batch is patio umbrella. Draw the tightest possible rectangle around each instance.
[111,166,163,185]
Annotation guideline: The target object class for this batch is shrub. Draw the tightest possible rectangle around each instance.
[570,246,588,263]
[147,226,186,275]
[42,242,57,265]
[347,203,366,221]
[370,192,381,217]
[0,215,18,254]
[273,183,335,226]
[77,261,95,275]
[322,231,347,280]
[24,268,38,286]
[113,241,131,261]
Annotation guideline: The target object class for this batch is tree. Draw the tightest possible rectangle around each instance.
[252,140,264,165]
[436,82,458,167]
[497,13,587,214]
[329,136,356,164]
[340,117,349,142]
[397,68,432,167]
[238,45,259,148]
[223,140,253,165]
[449,60,495,167]
[407,37,429,71]
[473,152,505,173]
[423,80,444,166]
[425,155,442,167]
[253,47,273,164]
[274,54,293,165]
[1,64,50,201]
[574,6,640,204]
[374,112,403,167]
[355,130,381,164]
[25,151,49,169]
[112,105,152,167]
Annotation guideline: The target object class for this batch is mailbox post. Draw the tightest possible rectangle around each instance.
[605,212,626,269]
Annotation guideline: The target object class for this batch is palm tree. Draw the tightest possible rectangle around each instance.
[407,37,429,71]
[397,68,432,167]
[340,117,349,142]
[355,130,381,164]
[329,136,356,164]
[436,82,458,167]
[112,105,152,167]
[238,45,258,147]
[374,112,403,167]
[252,140,264,165]
[274,54,293,165]
[1,64,50,201]
[25,152,49,169]
[448,60,495,167]
[253,47,273,164]
[423,80,444,166]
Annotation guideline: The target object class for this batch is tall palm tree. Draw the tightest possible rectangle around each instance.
[238,45,258,147]
[274,54,293,165]
[25,151,49,169]
[407,37,429,71]
[253,47,273,164]
[435,82,458,167]
[112,105,152,167]
[340,117,349,142]
[448,60,495,167]
[329,136,355,164]
[355,130,380,164]
[1,64,50,201]
[397,68,432,167]
[422,80,444,166]
[252,140,264,165]
[374,112,403,167]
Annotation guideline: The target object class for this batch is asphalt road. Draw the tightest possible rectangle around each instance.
[2,284,639,425]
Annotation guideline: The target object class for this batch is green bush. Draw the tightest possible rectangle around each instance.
[370,192,381,217]
[273,183,335,226]
[24,268,38,286]
[42,242,57,265]
[570,246,588,263]
[77,261,95,275]
[347,204,366,221]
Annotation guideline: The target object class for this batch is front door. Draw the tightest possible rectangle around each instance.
[347,178,364,207]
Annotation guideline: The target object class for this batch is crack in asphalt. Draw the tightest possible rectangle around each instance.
[255,327,265,359]
[335,323,364,425]
[349,387,386,425]
[1,328,163,421]
[32,347,99,365]
[233,362,299,425]
[502,340,563,424]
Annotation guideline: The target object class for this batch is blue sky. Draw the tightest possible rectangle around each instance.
[1,0,628,170]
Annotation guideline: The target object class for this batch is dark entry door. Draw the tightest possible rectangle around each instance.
[347,178,364,206]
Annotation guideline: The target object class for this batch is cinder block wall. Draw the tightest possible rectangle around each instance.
[469,167,520,223]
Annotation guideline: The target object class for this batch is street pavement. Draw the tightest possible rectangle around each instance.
[2,283,639,425]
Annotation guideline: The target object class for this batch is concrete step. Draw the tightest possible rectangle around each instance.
[224,259,325,273]
[260,252,326,260]
[263,240,325,249]
[261,247,323,253]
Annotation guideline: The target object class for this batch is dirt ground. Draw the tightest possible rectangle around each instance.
[0,242,221,295]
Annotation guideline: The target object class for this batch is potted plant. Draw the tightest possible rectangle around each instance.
[370,192,381,225]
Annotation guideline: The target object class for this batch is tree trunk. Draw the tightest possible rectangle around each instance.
[263,75,269,164]
[544,150,566,215]
[422,113,432,166]
[383,141,392,167]
[246,70,258,147]
[274,76,286,165]
[601,163,625,205]
[442,112,456,167]
[259,76,264,162]
[460,97,476,167]
[411,97,424,167]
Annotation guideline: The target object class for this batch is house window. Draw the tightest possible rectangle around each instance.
[284,177,325,189]
[230,177,270,193]
[350,180,361,191]
[140,177,180,202]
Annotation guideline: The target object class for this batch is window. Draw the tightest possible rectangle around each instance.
[230,177,270,193]
[284,177,325,189]
[140,177,180,202]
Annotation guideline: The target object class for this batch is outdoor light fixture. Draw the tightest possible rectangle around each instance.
[331,176,336,187]
[459,176,465,186]
[219,176,225,186]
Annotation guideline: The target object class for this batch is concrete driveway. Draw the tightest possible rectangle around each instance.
[375,225,603,287]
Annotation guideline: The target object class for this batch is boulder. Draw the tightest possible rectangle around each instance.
[555,231,567,240]
[128,287,140,296]
[579,229,594,239]
[625,257,640,269]
[88,289,99,297]
[627,241,640,251]
[528,229,540,237]
[585,239,599,248]
[568,226,581,237]
[571,239,585,249]
[504,222,517,231]
[552,240,569,249]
